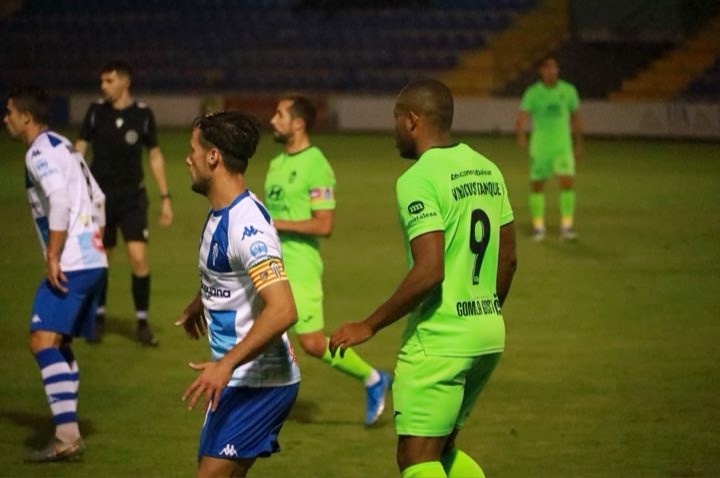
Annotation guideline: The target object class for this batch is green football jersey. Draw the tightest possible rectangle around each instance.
[396,143,514,356]
[520,80,579,158]
[264,146,336,268]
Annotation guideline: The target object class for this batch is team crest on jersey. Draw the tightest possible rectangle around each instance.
[115,117,124,128]
[212,243,219,266]
[125,129,139,145]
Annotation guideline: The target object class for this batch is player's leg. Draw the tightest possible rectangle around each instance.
[292,284,390,425]
[440,352,502,477]
[555,151,577,240]
[394,339,472,476]
[25,271,103,462]
[196,384,298,478]
[122,189,158,345]
[529,155,552,241]
[398,436,449,477]
[196,457,255,478]
[88,219,116,343]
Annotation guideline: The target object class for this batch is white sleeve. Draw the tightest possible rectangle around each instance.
[232,217,287,292]
[87,165,106,227]
[47,188,71,231]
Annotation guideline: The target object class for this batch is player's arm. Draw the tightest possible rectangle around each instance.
[74,139,88,157]
[571,110,584,160]
[182,279,297,412]
[148,146,173,226]
[496,221,517,307]
[329,230,444,357]
[515,110,530,150]
[45,189,71,293]
[175,292,206,340]
[273,208,334,237]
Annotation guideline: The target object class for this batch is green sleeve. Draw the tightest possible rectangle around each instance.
[520,86,534,112]
[308,154,336,211]
[568,84,580,112]
[396,168,444,242]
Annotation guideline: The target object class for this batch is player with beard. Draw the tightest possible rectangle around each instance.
[264,95,391,426]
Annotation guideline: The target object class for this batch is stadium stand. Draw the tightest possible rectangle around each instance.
[0,0,535,93]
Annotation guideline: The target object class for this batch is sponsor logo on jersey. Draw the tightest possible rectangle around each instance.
[267,185,283,201]
[219,444,238,457]
[125,129,139,145]
[201,282,231,299]
[407,201,425,215]
[250,241,268,258]
[242,226,260,240]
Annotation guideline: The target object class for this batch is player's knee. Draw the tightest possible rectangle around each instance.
[29,332,58,354]
[299,334,326,358]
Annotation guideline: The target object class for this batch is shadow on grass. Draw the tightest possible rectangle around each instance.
[287,399,392,427]
[83,314,140,345]
[1,410,97,448]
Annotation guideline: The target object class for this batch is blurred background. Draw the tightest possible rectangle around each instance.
[1,0,719,137]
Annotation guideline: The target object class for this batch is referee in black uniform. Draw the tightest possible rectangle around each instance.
[75,60,172,346]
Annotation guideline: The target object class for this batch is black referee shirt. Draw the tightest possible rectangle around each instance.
[79,100,158,192]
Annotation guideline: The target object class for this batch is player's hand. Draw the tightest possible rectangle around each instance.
[46,257,69,293]
[159,200,173,227]
[182,360,233,412]
[175,311,207,340]
[329,321,374,358]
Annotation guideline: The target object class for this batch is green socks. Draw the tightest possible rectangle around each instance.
[321,343,373,381]
[559,189,575,228]
[402,461,446,478]
[441,448,486,477]
[529,192,545,229]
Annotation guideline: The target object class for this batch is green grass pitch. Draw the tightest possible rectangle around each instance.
[0,129,718,477]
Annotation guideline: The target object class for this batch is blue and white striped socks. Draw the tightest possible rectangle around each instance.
[34,347,80,442]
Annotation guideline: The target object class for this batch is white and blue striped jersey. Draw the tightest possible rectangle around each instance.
[25,130,107,272]
[198,190,300,388]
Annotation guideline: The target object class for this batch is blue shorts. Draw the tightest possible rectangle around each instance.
[30,268,106,340]
[198,383,299,461]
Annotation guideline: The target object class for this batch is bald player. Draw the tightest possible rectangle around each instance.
[330,79,517,477]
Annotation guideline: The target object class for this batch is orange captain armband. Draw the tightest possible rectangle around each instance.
[248,257,287,291]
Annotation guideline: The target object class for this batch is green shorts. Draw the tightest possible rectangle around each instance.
[393,337,501,437]
[284,254,324,335]
[530,150,575,181]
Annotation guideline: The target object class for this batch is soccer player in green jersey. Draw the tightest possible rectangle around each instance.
[516,56,583,241]
[264,95,391,426]
[330,79,517,477]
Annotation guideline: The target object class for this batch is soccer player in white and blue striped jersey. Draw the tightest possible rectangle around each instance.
[175,111,300,478]
[4,86,108,462]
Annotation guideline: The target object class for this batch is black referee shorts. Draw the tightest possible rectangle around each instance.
[103,187,149,248]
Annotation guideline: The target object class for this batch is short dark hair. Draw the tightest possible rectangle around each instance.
[192,111,261,174]
[7,85,50,125]
[396,78,454,132]
[537,55,557,69]
[101,59,133,79]
[282,95,317,132]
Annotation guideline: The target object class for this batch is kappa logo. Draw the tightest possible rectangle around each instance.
[242,226,261,240]
[212,242,219,266]
[219,444,238,457]
[32,314,42,324]
[31,149,42,158]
